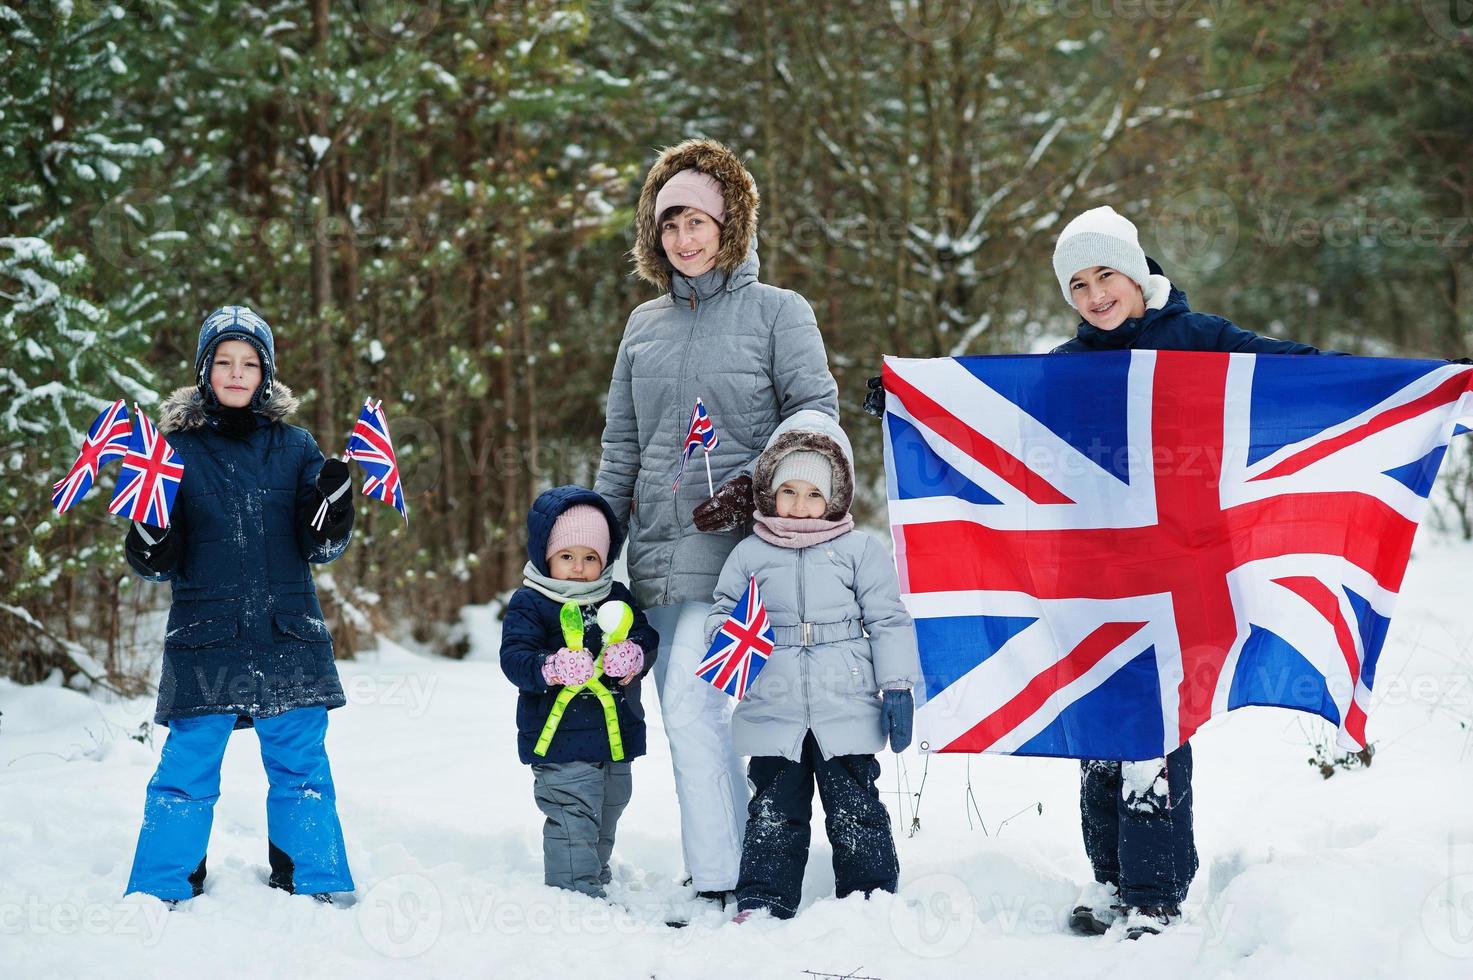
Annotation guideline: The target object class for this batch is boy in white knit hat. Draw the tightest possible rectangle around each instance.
[1050,206,1336,941]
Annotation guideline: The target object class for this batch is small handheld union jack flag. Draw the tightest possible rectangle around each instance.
[52,399,132,515]
[107,406,184,528]
[343,397,407,524]
[673,396,720,494]
[696,575,775,699]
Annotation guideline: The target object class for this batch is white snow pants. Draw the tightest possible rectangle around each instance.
[646,601,748,891]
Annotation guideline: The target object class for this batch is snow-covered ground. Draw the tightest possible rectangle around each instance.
[5,535,1473,980]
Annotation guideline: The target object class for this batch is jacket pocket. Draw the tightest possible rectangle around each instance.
[166,615,239,649]
[273,612,331,643]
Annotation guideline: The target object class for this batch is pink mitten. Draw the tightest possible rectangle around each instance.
[602,640,644,679]
[542,647,595,687]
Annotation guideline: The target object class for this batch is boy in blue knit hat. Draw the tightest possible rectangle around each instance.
[123,305,357,903]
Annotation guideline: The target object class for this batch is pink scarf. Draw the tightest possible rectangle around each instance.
[752,511,855,550]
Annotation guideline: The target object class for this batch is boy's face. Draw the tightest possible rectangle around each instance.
[775,479,828,519]
[548,545,604,582]
[209,339,263,408]
[1068,266,1146,331]
[660,207,720,278]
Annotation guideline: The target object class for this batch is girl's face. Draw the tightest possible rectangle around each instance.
[209,339,263,408]
[1069,266,1146,331]
[549,546,604,582]
[775,479,828,520]
[660,207,720,278]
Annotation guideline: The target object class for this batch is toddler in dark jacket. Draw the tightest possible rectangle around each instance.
[500,486,659,898]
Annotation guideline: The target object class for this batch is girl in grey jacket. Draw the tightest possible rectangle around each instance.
[595,139,839,901]
[706,410,920,920]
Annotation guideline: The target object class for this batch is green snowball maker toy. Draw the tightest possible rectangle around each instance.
[533,599,634,761]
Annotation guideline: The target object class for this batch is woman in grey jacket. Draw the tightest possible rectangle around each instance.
[594,138,839,902]
[707,410,920,920]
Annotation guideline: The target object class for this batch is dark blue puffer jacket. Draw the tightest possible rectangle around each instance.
[500,486,660,765]
[125,385,351,726]
[1053,257,1335,355]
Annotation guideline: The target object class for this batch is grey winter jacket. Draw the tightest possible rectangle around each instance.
[595,138,838,609]
[705,411,920,761]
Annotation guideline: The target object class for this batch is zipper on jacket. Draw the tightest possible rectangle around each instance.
[664,283,705,605]
[798,546,811,733]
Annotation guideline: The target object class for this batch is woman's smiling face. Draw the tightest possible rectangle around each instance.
[660,207,721,278]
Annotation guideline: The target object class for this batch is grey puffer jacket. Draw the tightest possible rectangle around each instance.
[705,411,920,762]
[595,138,839,610]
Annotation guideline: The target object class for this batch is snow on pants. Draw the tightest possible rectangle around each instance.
[646,601,747,891]
[531,760,632,898]
[125,706,353,900]
[1079,741,1197,908]
[735,732,898,919]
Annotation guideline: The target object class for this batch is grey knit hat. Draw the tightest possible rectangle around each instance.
[1051,206,1150,306]
[771,450,833,502]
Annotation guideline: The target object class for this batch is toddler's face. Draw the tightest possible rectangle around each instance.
[549,546,604,582]
[210,339,263,408]
[775,479,827,520]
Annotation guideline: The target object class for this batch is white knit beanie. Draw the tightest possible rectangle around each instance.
[1051,206,1150,306]
[771,450,833,502]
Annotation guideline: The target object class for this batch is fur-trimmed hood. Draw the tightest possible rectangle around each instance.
[632,138,760,293]
[752,410,855,520]
[158,383,300,434]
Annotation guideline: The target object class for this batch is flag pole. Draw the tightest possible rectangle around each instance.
[703,450,714,497]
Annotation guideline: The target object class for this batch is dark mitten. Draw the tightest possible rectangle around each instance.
[692,474,754,533]
[126,520,182,575]
[309,458,353,540]
[879,689,914,753]
[863,375,887,419]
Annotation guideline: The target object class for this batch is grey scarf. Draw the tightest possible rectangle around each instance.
[520,561,614,605]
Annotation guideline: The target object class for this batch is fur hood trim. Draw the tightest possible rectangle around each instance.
[752,410,855,520]
[158,383,300,434]
[632,138,759,293]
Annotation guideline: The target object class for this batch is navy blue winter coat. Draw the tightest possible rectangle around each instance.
[1053,258,1333,355]
[500,486,660,765]
[125,386,351,725]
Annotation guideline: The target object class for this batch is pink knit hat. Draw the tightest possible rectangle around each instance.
[545,504,611,565]
[654,168,727,225]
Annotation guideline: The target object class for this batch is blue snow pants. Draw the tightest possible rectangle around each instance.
[1080,741,1197,908]
[735,732,899,919]
[125,706,353,900]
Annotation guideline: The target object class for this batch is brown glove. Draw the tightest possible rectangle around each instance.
[692,475,754,533]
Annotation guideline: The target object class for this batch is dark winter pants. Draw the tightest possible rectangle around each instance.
[736,732,898,919]
[531,760,632,898]
[1080,741,1197,908]
[125,707,353,900]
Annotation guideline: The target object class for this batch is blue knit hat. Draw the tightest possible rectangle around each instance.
[195,305,276,410]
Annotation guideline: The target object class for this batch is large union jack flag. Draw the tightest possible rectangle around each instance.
[697,575,775,699]
[882,351,1473,761]
[345,397,407,522]
[52,399,132,514]
[107,406,184,527]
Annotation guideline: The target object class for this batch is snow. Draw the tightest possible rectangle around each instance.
[5,535,1473,977]
[307,135,331,163]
